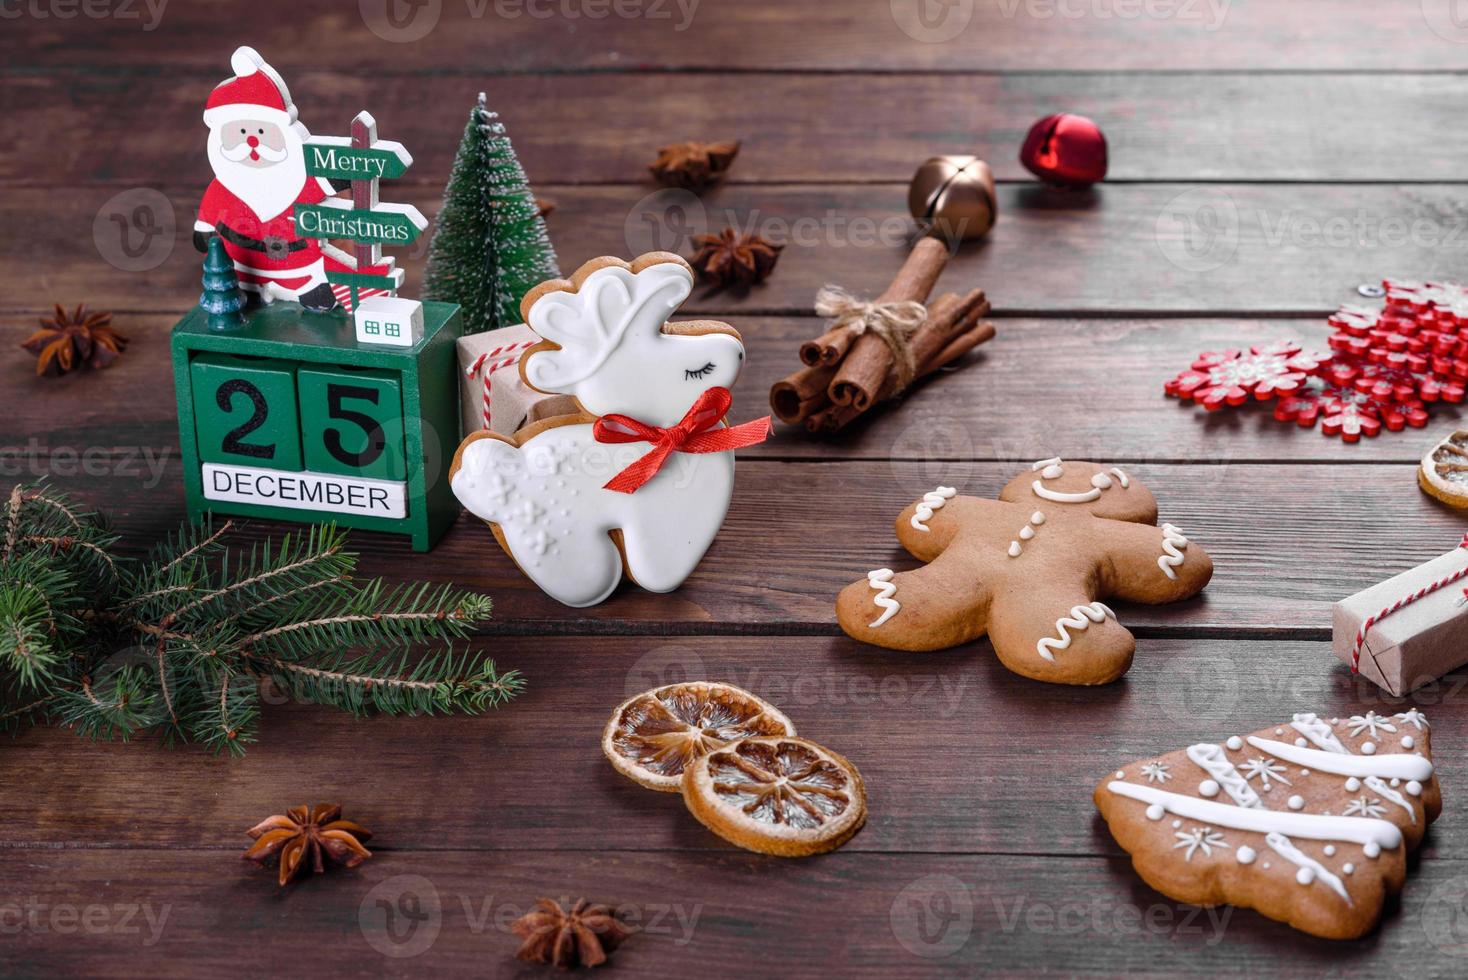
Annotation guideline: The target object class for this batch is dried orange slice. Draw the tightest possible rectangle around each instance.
[681,736,866,857]
[1419,429,1468,507]
[602,683,795,792]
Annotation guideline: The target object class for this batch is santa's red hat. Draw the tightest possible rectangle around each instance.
[203,46,298,130]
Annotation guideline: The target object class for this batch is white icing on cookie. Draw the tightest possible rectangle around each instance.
[1106,782,1403,849]
[866,568,900,627]
[1226,736,1244,751]
[1007,542,1022,558]
[1036,602,1114,662]
[1186,743,1262,808]
[1157,523,1189,580]
[1401,736,1415,750]
[1236,845,1256,865]
[910,486,957,532]
[1290,713,1348,753]
[1032,481,1102,504]
[1245,737,1433,782]
[1030,511,1046,525]
[1266,833,1351,905]
[1109,467,1130,488]
[1363,776,1416,824]
[1020,526,1036,541]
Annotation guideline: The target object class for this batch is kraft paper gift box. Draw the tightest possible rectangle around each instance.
[456,324,575,439]
[1332,546,1468,695]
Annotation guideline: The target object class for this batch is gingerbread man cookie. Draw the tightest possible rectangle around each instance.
[1096,710,1440,939]
[835,458,1213,685]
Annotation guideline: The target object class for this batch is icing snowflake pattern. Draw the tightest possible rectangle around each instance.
[1240,756,1292,790]
[1393,709,1429,731]
[1140,761,1172,783]
[1173,826,1230,861]
[1347,713,1397,739]
[1343,796,1387,819]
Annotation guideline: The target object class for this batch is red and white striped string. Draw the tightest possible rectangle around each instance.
[1351,533,1468,672]
[464,339,540,431]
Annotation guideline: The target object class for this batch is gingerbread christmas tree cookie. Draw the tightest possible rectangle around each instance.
[1095,710,1440,939]
[835,458,1212,685]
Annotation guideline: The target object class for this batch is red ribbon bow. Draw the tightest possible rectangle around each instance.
[592,387,771,494]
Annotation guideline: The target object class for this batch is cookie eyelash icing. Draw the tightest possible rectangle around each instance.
[685,362,715,380]
[910,486,957,532]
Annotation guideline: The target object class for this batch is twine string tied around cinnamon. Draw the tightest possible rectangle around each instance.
[814,285,927,392]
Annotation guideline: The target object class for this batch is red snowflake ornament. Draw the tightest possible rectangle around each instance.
[1273,377,1427,442]
[1164,341,1328,411]
[1385,279,1468,329]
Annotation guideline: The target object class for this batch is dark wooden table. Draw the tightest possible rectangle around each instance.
[8,2,1468,975]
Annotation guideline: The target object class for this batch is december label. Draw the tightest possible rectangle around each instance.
[202,463,407,519]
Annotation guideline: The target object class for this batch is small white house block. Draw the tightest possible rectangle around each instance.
[354,295,423,348]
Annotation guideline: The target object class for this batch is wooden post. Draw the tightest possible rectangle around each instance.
[350,111,382,310]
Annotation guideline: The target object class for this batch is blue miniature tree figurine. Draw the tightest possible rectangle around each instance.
[200,235,246,326]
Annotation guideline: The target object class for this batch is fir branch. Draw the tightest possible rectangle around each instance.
[22,535,119,576]
[21,489,87,533]
[3,485,21,562]
[0,485,514,753]
[158,519,233,575]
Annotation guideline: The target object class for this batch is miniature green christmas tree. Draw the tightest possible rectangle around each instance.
[0,485,521,755]
[199,235,246,324]
[424,93,559,333]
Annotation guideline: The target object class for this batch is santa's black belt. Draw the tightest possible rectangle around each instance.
[214,222,311,261]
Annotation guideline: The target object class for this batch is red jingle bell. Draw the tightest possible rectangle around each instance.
[1019,113,1108,188]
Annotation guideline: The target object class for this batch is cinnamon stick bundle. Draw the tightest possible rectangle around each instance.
[768,236,997,432]
[805,295,993,433]
[829,237,949,411]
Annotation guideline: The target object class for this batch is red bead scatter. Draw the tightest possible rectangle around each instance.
[1169,276,1466,440]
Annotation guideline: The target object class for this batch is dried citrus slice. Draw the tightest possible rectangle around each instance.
[681,736,866,857]
[1419,429,1468,507]
[602,683,795,792]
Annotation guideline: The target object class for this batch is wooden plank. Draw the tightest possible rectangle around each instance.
[2,314,1449,465]
[1,638,1459,859]
[3,845,1466,975]
[3,458,1460,633]
[8,0,1468,71]
[11,71,1468,186]
[14,182,1466,316]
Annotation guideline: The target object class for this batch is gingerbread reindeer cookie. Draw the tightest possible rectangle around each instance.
[450,253,769,607]
[835,458,1213,684]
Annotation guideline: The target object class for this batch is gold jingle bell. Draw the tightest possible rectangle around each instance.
[907,156,996,241]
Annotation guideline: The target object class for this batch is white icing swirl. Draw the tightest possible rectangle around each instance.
[866,568,899,627]
[910,486,957,532]
[1036,602,1114,662]
[1157,523,1188,580]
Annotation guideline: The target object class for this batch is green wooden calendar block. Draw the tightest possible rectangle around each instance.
[297,366,407,482]
[171,300,462,552]
[189,354,303,472]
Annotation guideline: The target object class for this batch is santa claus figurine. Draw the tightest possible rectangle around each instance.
[194,47,348,312]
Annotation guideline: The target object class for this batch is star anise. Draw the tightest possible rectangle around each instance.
[21,304,127,377]
[242,803,372,887]
[648,140,740,190]
[688,228,783,287]
[511,898,633,969]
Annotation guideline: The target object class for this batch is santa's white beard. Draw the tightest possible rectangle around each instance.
[207,124,308,223]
